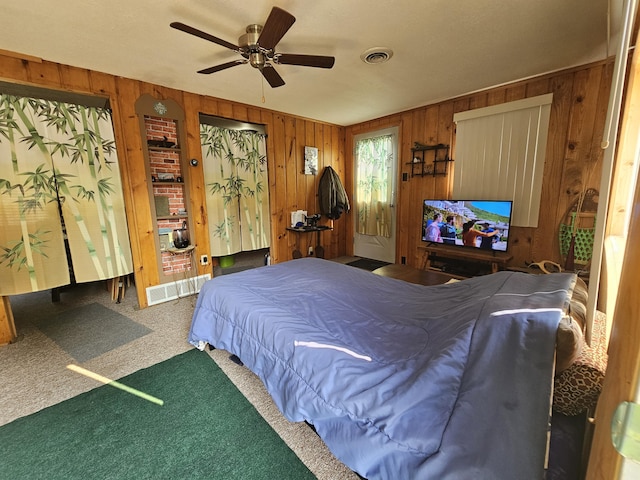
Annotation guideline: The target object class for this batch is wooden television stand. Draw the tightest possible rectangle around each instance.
[418,244,512,277]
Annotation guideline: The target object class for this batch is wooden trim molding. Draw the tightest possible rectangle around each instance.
[0,296,17,345]
[0,48,42,63]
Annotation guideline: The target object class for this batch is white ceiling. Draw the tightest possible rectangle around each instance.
[2,0,622,126]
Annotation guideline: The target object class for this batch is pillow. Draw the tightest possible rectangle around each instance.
[553,310,608,416]
[555,315,584,373]
[568,277,588,330]
[554,276,588,373]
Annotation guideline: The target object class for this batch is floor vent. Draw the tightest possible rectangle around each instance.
[145,274,211,307]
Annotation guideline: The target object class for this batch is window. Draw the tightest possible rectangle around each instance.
[453,94,553,227]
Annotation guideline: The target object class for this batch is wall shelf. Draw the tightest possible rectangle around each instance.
[156,215,189,220]
[151,180,185,185]
[147,145,181,152]
[408,143,453,177]
[135,94,195,284]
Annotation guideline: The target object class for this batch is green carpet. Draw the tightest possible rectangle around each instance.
[0,349,316,480]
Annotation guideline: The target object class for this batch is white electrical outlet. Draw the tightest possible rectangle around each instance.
[200,255,209,266]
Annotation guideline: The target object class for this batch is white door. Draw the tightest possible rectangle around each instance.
[353,127,398,263]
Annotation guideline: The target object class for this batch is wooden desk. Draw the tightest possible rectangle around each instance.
[372,264,458,286]
[419,244,512,275]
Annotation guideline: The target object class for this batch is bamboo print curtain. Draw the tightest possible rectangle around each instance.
[0,95,133,296]
[355,134,393,237]
[200,125,270,256]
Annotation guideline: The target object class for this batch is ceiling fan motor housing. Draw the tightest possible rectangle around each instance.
[239,24,270,69]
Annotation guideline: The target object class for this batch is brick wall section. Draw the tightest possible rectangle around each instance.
[145,115,178,144]
[145,115,182,180]
[145,116,191,275]
[161,251,193,274]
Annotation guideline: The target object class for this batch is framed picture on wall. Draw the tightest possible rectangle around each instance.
[304,146,318,175]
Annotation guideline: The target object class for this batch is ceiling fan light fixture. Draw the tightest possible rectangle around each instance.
[361,47,393,65]
[249,52,266,69]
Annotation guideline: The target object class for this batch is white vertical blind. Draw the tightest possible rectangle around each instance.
[453,94,553,227]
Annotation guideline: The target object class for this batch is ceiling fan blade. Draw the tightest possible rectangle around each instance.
[170,22,239,51]
[257,7,296,50]
[260,65,285,88]
[198,60,246,74]
[276,54,335,69]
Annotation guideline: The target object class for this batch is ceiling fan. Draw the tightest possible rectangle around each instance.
[170,6,335,88]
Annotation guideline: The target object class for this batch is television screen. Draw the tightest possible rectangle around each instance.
[421,200,513,252]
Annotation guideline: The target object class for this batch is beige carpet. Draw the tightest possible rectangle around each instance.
[0,279,357,480]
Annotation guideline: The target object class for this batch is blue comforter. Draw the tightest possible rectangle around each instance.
[189,258,576,479]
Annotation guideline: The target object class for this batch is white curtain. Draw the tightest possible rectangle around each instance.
[453,94,553,227]
[0,95,133,295]
[200,125,270,256]
[355,134,394,237]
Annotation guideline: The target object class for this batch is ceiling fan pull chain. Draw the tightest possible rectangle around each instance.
[261,75,266,103]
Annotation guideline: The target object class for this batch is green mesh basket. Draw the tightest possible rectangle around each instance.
[559,213,596,265]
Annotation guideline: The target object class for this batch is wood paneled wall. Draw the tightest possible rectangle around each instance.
[0,52,612,310]
[0,53,346,309]
[346,60,614,271]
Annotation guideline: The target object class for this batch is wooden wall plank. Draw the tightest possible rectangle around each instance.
[183,92,211,277]
[263,110,285,263]
[232,103,249,122]
[0,296,17,345]
[113,77,156,307]
[217,100,233,120]
[26,61,62,87]
[398,112,414,263]
[529,71,575,265]
[59,65,91,91]
[0,55,29,80]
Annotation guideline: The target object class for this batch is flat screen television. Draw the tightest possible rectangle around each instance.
[422,200,513,252]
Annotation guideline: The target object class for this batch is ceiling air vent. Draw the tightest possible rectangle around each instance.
[361,47,393,65]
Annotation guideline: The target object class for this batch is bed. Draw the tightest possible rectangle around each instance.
[189,257,581,479]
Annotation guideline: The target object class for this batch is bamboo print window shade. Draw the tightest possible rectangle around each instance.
[355,133,394,237]
[453,94,553,227]
[0,94,133,296]
[200,125,271,256]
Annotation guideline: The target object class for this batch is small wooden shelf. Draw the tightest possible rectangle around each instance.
[166,245,195,255]
[157,214,188,220]
[286,225,332,259]
[147,145,181,152]
[151,180,185,186]
[286,225,332,233]
[409,143,453,177]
